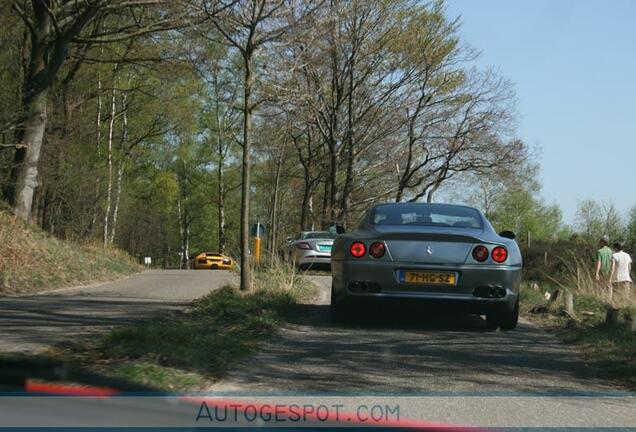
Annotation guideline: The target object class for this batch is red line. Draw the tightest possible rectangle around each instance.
[25,380,119,397]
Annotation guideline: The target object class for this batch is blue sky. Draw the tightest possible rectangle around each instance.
[445,0,636,224]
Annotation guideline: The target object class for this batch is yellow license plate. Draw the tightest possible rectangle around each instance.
[404,271,456,285]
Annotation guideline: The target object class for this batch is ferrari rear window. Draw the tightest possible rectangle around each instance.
[371,204,482,228]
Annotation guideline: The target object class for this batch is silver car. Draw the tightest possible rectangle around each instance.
[283,231,338,270]
[330,202,522,329]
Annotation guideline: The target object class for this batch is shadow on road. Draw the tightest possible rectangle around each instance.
[0,296,186,353]
[288,302,494,331]
[218,300,618,393]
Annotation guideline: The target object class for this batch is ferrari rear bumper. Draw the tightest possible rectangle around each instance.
[331,259,521,313]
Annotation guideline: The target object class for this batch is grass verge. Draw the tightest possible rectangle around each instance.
[0,210,141,295]
[521,283,635,389]
[51,264,312,390]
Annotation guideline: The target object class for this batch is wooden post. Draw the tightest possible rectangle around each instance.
[544,251,548,267]
[605,307,620,325]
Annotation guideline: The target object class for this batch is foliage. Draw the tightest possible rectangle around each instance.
[575,199,625,244]
[624,206,636,253]
[489,186,564,242]
[520,239,594,284]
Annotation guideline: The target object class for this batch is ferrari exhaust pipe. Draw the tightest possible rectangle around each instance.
[474,286,506,299]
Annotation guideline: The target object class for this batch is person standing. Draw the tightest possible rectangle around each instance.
[609,241,632,306]
[595,235,614,300]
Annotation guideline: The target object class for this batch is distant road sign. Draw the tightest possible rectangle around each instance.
[250,223,266,237]
[144,257,152,266]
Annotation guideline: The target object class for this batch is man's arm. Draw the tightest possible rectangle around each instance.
[595,257,602,280]
[609,258,616,284]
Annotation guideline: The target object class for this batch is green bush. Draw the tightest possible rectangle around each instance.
[520,238,594,283]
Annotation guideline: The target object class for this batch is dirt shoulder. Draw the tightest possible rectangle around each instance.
[0,210,141,296]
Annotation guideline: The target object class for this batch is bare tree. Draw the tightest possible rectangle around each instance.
[395,69,522,203]
[201,0,318,290]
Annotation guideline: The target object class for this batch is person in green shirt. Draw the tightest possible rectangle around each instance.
[595,235,614,299]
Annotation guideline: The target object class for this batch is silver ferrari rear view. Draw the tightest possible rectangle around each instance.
[330,202,522,329]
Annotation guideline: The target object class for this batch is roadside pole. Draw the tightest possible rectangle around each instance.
[254,232,261,265]
[250,222,265,266]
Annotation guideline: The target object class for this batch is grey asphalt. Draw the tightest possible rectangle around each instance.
[209,274,636,428]
[213,275,621,393]
[0,270,236,354]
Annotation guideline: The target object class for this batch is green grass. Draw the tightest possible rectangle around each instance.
[57,266,311,390]
[520,282,636,389]
[563,320,636,387]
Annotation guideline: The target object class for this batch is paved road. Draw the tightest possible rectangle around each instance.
[214,275,617,393]
[0,270,235,354]
[210,275,636,428]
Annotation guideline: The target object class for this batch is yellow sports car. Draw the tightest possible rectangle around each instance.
[191,252,234,270]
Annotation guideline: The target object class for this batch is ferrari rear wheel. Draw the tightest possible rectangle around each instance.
[486,296,519,330]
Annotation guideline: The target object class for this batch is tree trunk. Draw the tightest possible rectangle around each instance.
[240,52,254,291]
[328,136,338,224]
[340,51,356,226]
[12,89,48,221]
[91,64,103,236]
[320,178,330,229]
[177,198,190,269]
[300,180,311,230]
[216,107,226,254]
[269,138,286,266]
[218,152,226,254]
[109,91,128,245]
[294,130,315,231]
[8,2,97,221]
[109,161,124,244]
[308,196,315,230]
[5,9,52,219]
[103,80,117,245]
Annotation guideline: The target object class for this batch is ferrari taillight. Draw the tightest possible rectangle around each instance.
[350,242,366,258]
[472,245,489,262]
[491,246,508,263]
[369,242,385,258]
